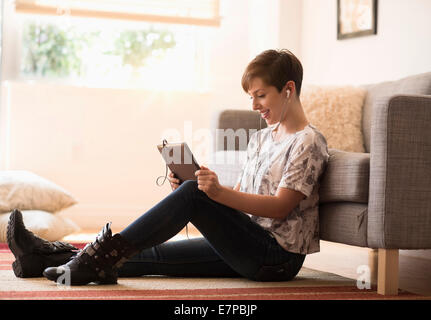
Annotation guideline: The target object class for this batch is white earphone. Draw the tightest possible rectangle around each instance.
[286,89,291,99]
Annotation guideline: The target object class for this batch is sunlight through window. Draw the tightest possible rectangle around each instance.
[19,14,213,92]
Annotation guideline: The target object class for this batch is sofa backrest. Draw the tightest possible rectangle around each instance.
[213,109,267,151]
[361,72,431,153]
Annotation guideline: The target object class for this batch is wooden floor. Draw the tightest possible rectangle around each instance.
[64,226,431,297]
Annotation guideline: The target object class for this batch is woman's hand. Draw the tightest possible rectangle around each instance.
[168,172,181,191]
[195,165,223,199]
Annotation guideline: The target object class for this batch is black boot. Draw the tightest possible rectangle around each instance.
[43,222,138,285]
[7,209,79,278]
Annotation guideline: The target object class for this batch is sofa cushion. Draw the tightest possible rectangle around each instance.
[362,72,431,152]
[319,202,368,247]
[319,149,370,204]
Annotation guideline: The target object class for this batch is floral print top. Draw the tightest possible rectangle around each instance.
[236,123,329,254]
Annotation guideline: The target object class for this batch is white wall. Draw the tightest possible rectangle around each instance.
[248,0,303,64]
[300,0,431,86]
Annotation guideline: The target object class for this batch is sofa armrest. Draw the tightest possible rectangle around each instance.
[211,109,267,151]
[368,94,431,249]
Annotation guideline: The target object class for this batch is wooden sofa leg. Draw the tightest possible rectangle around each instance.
[368,249,378,285]
[377,249,399,295]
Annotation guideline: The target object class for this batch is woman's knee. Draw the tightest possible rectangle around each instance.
[180,180,198,189]
[177,180,200,194]
[174,180,203,201]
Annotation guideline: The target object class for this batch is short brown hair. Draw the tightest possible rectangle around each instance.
[241,49,303,97]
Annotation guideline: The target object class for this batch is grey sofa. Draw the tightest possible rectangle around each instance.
[210,72,431,295]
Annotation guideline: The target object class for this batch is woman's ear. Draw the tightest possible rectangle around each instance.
[284,80,296,98]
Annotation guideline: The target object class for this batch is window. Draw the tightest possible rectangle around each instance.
[15,0,219,91]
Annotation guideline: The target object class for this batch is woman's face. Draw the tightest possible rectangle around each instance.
[247,77,286,126]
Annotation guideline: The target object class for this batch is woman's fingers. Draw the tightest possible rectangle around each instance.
[167,172,180,191]
[197,173,214,179]
[168,172,180,183]
[195,170,213,177]
[194,166,222,199]
[194,167,221,197]
[196,167,218,183]
[170,181,180,190]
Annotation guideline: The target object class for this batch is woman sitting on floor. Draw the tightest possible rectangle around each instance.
[7,48,329,285]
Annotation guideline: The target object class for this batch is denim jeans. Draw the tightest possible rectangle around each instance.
[118,180,305,281]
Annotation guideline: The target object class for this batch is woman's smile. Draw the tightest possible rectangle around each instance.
[260,109,270,119]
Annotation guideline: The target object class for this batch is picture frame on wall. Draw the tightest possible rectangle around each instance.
[337,0,378,40]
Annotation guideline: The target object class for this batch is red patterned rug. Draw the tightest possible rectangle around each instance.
[0,243,428,300]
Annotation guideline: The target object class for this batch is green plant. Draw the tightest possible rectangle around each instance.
[21,22,96,77]
[109,29,176,69]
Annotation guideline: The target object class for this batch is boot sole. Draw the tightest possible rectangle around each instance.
[7,210,26,257]
[43,269,118,286]
[12,260,23,278]
[12,254,45,278]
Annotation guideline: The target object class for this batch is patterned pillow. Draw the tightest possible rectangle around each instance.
[0,171,77,214]
[0,210,80,242]
[301,85,367,153]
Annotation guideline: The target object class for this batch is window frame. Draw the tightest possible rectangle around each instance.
[15,0,221,27]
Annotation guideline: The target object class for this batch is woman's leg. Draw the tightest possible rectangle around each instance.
[44,180,304,285]
[118,237,240,278]
[119,180,305,281]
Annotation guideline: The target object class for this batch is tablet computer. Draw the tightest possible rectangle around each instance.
[157,142,200,183]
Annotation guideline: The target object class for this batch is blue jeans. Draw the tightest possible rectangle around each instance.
[118,180,305,281]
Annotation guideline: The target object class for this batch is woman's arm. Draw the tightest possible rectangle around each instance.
[196,166,305,220]
[214,185,304,219]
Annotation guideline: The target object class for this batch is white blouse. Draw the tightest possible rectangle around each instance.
[236,123,329,255]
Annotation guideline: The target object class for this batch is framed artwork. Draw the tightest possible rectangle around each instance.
[337,0,377,40]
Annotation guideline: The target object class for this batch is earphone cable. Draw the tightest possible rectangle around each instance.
[156,139,169,186]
